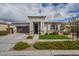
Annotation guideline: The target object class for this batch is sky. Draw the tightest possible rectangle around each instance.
[0,3,79,23]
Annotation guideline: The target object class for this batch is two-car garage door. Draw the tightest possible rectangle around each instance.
[17,26,29,33]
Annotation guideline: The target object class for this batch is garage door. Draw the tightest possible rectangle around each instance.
[17,26,29,33]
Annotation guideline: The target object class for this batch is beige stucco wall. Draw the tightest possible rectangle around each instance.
[0,24,8,31]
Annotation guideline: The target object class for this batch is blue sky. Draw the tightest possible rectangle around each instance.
[0,3,79,23]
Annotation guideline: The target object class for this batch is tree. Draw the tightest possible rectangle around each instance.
[70,18,79,41]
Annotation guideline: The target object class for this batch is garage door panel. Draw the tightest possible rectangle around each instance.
[17,26,29,33]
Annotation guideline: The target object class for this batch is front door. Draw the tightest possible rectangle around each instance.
[34,22,40,34]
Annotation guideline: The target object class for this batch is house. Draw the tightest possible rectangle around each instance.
[0,20,16,33]
[0,16,64,35]
[0,20,11,31]
[11,16,63,35]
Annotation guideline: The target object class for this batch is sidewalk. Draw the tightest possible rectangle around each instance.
[0,50,79,56]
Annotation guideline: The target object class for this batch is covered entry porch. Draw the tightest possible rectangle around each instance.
[28,16,46,35]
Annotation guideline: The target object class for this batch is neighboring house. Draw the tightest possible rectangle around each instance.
[0,20,16,33]
[0,20,10,31]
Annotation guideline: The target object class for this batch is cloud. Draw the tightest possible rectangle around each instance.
[0,3,79,23]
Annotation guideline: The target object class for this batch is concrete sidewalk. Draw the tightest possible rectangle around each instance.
[0,50,79,56]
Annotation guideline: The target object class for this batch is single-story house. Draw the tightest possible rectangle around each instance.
[13,16,64,35]
[0,16,64,35]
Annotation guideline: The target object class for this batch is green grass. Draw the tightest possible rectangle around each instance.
[13,41,30,50]
[34,41,79,50]
[39,35,71,39]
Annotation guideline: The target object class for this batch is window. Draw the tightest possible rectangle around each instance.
[51,24,55,30]
[51,24,58,30]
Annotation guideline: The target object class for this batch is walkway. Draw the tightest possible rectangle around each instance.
[0,50,79,56]
[33,34,39,40]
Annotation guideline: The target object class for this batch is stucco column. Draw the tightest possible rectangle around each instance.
[58,24,61,34]
[54,25,56,30]
[41,22,44,34]
[30,22,33,35]
[48,24,51,31]
[38,23,40,34]
[47,24,51,34]
[46,23,48,33]
[7,24,10,33]
[58,24,61,31]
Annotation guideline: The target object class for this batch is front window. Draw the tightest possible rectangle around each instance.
[51,24,58,30]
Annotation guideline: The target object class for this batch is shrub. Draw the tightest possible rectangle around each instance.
[49,31,58,35]
[45,33,48,35]
[63,31,70,35]
[52,31,58,35]
[49,33,53,35]
[13,41,30,50]
[0,31,8,36]
[33,41,79,50]
[34,42,51,49]
[27,36,33,39]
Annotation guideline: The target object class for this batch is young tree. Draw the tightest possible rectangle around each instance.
[70,18,79,41]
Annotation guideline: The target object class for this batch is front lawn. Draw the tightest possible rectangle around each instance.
[34,41,79,50]
[39,35,71,39]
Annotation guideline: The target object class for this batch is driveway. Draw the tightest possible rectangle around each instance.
[0,33,27,53]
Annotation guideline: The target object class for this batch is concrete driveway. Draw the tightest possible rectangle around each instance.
[0,33,27,53]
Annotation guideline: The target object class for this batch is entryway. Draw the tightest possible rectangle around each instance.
[33,22,40,34]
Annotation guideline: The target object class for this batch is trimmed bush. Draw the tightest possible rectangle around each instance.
[45,33,48,35]
[0,31,8,36]
[49,33,53,35]
[27,36,33,39]
[52,31,58,35]
[63,31,70,35]
[34,42,51,49]
[13,42,30,50]
[34,41,79,50]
